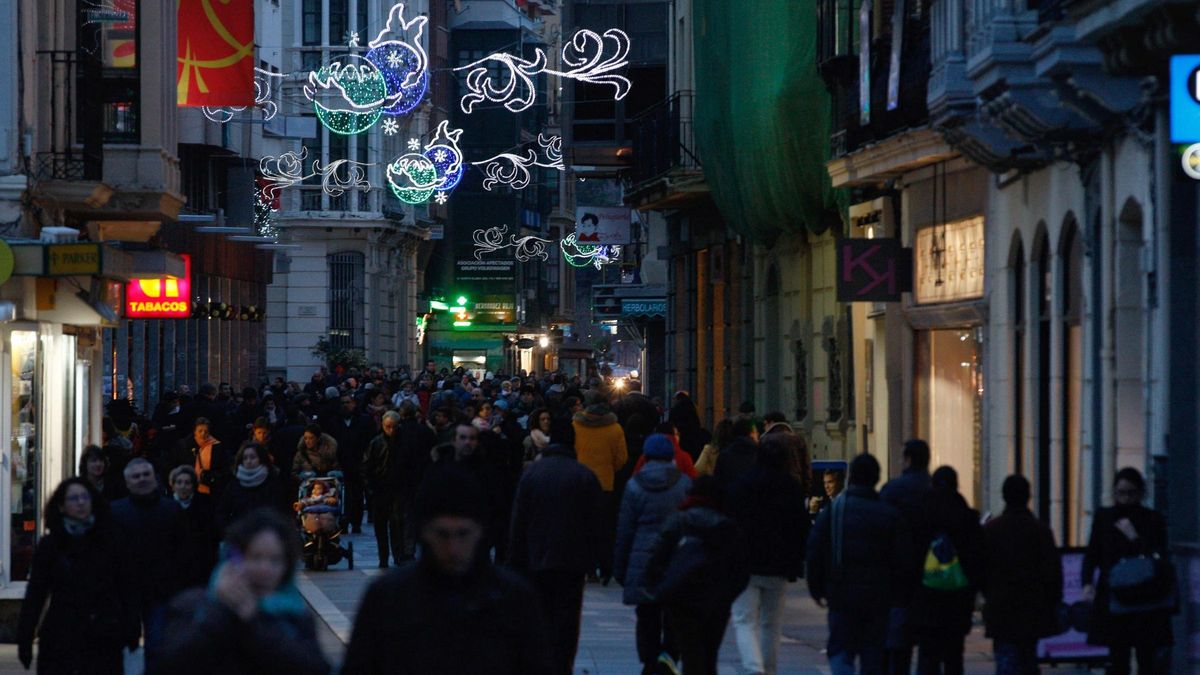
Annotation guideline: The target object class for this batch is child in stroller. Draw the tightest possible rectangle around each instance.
[294,474,353,570]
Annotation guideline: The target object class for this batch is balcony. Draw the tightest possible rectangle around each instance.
[624,91,705,210]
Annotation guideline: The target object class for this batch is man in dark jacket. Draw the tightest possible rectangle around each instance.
[982,474,1062,674]
[362,411,406,567]
[396,402,435,558]
[342,465,552,675]
[323,394,375,533]
[507,443,604,675]
[713,418,759,489]
[878,438,933,675]
[807,453,913,674]
[110,458,184,671]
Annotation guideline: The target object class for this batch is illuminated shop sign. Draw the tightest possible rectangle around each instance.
[126,254,191,318]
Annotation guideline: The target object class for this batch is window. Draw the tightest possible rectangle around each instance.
[329,252,365,351]
[303,0,322,45]
[1060,221,1084,544]
[1034,228,1052,523]
[329,0,348,48]
[1010,235,1025,474]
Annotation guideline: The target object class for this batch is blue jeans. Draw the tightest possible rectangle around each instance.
[142,602,167,673]
[992,639,1037,675]
[828,608,888,674]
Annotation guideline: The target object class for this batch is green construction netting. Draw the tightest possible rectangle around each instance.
[693,0,845,239]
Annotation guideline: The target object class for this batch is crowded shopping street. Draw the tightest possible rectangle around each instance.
[2,0,1200,673]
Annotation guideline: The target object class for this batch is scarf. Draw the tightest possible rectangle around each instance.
[63,514,95,538]
[206,561,308,618]
[530,429,551,450]
[174,494,194,509]
[237,464,269,488]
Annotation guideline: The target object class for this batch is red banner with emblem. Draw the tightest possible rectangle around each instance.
[177,0,255,107]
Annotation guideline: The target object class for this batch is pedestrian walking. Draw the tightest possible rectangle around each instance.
[911,466,983,675]
[18,478,138,674]
[322,394,375,533]
[712,418,758,489]
[614,434,692,675]
[727,433,811,675]
[78,444,126,503]
[521,407,553,467]
[164,417,230,498]
[980,475,1061,675]
[1081,467,1173,674]
[158,509,329,675]
[291,424,340,480]
[109,458,184,670]
[574,399,629,580]
[807,453,913,674]
[668,392,710,461]
[168,466,219,590]
[694,419,733,477]
[342,465,553,675]
[362,411,406,567]
[642,476,750,675]
[879,439,933,675]
[508,442,605,675]
[631,422,698,479]
[216,443,287,534]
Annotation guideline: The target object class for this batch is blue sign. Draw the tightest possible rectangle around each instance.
[1170,55,1200,143]
[621,299,667,317]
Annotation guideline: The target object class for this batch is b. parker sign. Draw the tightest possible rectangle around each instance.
[836,238,911,302]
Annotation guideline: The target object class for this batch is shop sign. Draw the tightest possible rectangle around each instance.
[914,217,984,304]
[621,299,667,316]
[46,243,101,276]
[836,238,911,302]
[125,254,191,318]
[455,258,515,284]
[1170,55,1200,143]
[575,206,631,246]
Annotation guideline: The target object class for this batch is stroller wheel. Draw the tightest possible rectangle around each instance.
[347,542,354,570]
[314,553,327,571]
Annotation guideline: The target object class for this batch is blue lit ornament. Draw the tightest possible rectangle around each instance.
[423,121,465,193]
[366,44,428,116]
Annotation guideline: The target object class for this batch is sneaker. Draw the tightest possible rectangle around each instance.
[656,652,679,675]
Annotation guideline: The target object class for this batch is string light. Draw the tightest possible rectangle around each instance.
[386,121,466,205]
[472,226,554,262]
[423,120,465,192]
[386,153,439,204]
[304,54,388,135]
[365,3,428,117]
[260,148,374,198]
[202,67,281,123]
[472,134,563,191]
[560,232,621,269]
[454,29,631,114]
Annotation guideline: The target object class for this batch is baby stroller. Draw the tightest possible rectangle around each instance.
[295,473,353,571]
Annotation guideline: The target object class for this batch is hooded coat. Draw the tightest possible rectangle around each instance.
[712,436,758,489]
[641,502,750,611]
[291,433,339,480]
[507,444,604,575]
[572,408,628,492]
[613,460,691,605]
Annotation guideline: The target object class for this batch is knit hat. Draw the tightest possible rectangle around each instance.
[414,465,489,525]
[643,434,675,461]
[494,399,510,411]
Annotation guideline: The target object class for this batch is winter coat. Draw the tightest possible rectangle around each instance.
[641,502,749,611]
[712,437,758,489]
[292,433,340,480]
[175,494,220,590]
[110,493,185,606]
[980,506,1062,641]
[632,441,698,479]
[426,449,510,549]
[805,485,913,613]
[158,588,329,675]
[215,473,288,535]
[880,468,932,606]
[694,443,718,477]
[909,489,983,638]
[1082,504,1173,647]
[613,460,691,605]
[572,411,628,492]
[398,419,436,497]
[18,522,138,675]
[164,438,232,497]
[728,465,810,579]
[362,432,404,493]
[341,558,553,675]
[323,413,376,478]
[507,445,604,575]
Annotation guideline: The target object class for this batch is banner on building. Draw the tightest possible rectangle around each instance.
[177,0,256,107]
[836,238,911,302]
[575,206,631,246]
[914,216,984,304]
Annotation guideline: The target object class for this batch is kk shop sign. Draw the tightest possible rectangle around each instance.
[836,238,912,302]
[126,254,191,318]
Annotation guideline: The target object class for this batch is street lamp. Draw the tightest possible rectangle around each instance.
[538,336,549,348]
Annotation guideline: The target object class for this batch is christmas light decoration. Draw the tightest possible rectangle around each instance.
[471,226,554,262]
[386,153,439,204]
[365,3,428,117]
[382,118,400,135]
[455,29,630,114]
[260,148,374,199]
[423,121,465,192]
[385,121,466,205]
[202,67,281,123]
[305,54,388,135]
[407,138,421,151]
[560,232,621,269]
[473,135,563,191]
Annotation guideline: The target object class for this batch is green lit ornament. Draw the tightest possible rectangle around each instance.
[387,153,439,204]
[307,54,388,135]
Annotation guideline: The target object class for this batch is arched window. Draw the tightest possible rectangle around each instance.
[329,251,365,351]
[1009,233,1026,474]
[1114,199,1146,476]
[1032,224,1052,523]
[1060,217,1083,544]
[764,263,781,412]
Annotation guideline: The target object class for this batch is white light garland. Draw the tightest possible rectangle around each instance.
[386,121,466,205]
[560,232,621,269]
[472,134,564,191]
[472,226,555,262]
[259,148,374,199]
[202,67,281,123]
[454,29,631,114]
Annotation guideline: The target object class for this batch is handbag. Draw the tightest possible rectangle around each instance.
[922,534,969,591]
[1108,554,1177,614]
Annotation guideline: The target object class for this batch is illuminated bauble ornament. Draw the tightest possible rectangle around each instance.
[423,121,466,193]
[387,153,439,204]
[308,54,388,135]
[366,43,428,116]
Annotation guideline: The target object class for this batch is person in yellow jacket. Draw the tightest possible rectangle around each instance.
[572,401,628,580]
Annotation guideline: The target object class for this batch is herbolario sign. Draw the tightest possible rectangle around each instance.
[914,216,984,304]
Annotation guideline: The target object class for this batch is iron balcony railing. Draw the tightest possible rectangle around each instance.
[628,91,700,187]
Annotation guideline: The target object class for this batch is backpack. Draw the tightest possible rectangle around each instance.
[922,534,969,591]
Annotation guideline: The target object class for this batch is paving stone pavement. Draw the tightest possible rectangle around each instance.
[296,532,1013,674]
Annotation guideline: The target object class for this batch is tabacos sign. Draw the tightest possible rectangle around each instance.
[126,254,191,318]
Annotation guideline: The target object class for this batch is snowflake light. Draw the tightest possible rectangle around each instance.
[349,31,360,47]
[407,138,421,151]
[260,148,374,199]
[202,67,281,123]
[434,192,448,205]
[385,122,467,205]
[382,118,400,136]
[454,29,630,114]
[365,3,428,116]
[304,54,388,135]
[473,135,563,191]
[472,226,554,262]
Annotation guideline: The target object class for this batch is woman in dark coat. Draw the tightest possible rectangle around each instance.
[159,509,329,675]
[1082,467,1172,674]
[78,444,127,504]
[18,478,138,674]
[169,466,220,589]
[216,443,287,535]
[667,392,710,461]
[911,466,983,675]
